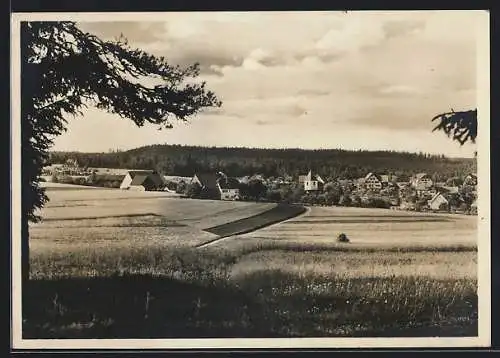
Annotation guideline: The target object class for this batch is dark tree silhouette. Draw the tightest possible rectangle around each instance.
[432,109,477,145]
[20,22,222,282]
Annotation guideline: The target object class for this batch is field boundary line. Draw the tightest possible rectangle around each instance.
[196,204,309,249]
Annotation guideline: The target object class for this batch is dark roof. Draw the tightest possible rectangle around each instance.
[130,172,164,188]
[130,174,150,186]
[148,173,165,187]
[194,173,219,190]
[128,170,154,178]
[218,177,240,189]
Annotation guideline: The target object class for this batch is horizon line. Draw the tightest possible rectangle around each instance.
[48,144,476,160]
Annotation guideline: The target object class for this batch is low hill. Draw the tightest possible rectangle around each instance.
[48,145,476,181]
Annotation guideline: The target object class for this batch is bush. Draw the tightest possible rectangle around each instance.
[185,182,202,198]
[337,233,350,243]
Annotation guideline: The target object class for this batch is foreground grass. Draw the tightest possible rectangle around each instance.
[25,245,478,338]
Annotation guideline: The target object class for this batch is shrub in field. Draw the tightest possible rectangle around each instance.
[337,233,350,243]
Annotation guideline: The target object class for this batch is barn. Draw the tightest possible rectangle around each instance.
[191,172,221,199]
[120,170,165,191]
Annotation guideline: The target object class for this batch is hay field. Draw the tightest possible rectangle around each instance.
[211,205,477,251]
[25,185,479,338]
[30,183,276,253]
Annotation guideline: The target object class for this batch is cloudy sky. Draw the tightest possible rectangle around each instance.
[51,11,483,157]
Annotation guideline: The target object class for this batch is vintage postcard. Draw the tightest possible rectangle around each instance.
[10,10,491,349]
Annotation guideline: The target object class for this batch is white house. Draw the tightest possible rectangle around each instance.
[300,170,325,192]
[218,176,241,201]
[428,192,449,211]
[411,173,433,190]
[363,172,383,191]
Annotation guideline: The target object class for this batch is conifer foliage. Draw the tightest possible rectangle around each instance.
[20,21,221,279]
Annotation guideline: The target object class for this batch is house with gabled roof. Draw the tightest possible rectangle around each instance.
[411,173,433,190]
[191,172,222,199]
[120,170,153,189]
[428,192,449,211]
[120,170,165,191]
[299,170,325,192]
[363,172,383,191]
[218,175,241,201]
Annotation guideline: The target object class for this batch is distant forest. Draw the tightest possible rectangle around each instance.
[47,145,477,181]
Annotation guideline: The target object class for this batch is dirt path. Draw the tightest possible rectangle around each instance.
[196,204,307,248]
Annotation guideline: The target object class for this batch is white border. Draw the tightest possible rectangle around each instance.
[10,10,491,350]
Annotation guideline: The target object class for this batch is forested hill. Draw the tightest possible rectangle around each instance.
[48,145,476,181]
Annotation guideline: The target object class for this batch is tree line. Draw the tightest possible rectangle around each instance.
[47,144,477,181]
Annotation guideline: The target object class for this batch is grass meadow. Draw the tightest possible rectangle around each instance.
[23,184,478,338]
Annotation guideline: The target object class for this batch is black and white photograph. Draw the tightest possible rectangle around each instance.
[10,10,490,349]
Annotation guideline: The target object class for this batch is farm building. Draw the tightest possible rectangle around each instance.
[411,173,433,190]
[217,175,241,201]
[120,170,165,191]
[54,158,90,176]
[299,170,325,192]
[362,172,383,191]
[428,192,449,211]
[120,170,152,189]
[191,172,222,199]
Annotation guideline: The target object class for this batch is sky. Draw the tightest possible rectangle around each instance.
[50,11,484,157]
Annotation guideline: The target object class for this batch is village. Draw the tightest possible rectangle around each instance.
[42,158,478,215]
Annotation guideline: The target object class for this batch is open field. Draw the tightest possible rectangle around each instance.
[212,206,477,250]
[24,183,478,338]
[26,245,478,338]
[31,183,278,251]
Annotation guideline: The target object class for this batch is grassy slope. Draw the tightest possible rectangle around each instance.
[26,245,477,338]
[24,187,478,339]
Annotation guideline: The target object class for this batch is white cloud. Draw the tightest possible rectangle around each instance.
[61,11,482,157]
[315,16,386,54]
